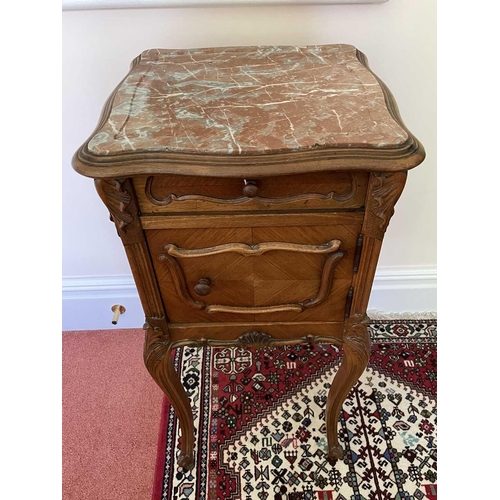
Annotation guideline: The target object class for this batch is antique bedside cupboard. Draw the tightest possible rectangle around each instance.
[72,44,425,469]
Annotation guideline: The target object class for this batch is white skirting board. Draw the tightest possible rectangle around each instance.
[62,266,436,331]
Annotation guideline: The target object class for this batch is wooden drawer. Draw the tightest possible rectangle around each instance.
[133,171,368,214]
[145,216,361,324]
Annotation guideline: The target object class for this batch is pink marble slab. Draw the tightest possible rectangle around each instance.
[88,44,408,157]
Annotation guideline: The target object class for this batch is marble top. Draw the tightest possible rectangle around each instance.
[87,44,409,157]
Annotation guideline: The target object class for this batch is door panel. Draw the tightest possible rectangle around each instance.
[145,221,360,323]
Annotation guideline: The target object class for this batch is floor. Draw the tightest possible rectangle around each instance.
[62,329,163,500]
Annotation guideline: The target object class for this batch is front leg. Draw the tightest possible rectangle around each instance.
[326,315,371,460]
[143,318,195,470]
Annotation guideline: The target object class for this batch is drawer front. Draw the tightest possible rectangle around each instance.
[146,221,361,324]
[134,171,368,214]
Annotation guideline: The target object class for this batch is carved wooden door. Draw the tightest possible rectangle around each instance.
[145,221,361,323]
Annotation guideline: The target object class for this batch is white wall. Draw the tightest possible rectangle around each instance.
[62,1,436,329]
[63,0,387,8]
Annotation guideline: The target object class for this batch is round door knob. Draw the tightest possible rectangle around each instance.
[242,180,258,198]
[194,278,211,296]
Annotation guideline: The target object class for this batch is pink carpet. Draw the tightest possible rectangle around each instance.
[62,329,163,500]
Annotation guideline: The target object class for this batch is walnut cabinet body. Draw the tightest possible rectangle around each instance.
[73,44,425,469]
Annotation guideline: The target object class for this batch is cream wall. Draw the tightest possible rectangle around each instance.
[62,2,436,326]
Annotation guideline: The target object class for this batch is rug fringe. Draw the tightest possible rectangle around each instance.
[367,309,437,320]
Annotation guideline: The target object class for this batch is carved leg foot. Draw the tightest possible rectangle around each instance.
[326,315,371,462]
[143,319,196,470]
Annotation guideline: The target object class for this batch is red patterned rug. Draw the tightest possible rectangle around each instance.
[152,320,437,500]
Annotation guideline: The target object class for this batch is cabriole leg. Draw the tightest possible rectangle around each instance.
[143,320,195,469]
[326,315,371,461]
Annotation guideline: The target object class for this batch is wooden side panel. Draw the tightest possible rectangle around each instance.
[133,171,368,214]
[350,171,408,316]
[94,178,167,322]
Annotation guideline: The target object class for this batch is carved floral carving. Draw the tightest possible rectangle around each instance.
[143,316,170,369]
[366,172,407,239]
[94,178,134,230]
[236,331,274,349]
[342,314,371,368]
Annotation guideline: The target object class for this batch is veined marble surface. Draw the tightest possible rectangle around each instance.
[88,44,408,156]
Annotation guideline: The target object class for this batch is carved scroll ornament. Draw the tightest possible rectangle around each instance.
[164,239,341,258]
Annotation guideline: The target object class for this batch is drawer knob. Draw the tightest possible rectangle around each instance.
[194,278,211,296]
[242,180,258,198]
